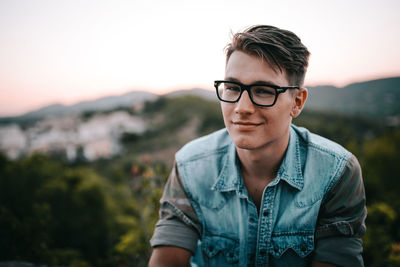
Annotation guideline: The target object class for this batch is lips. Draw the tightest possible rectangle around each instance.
[232,121,263,131]
[232,121,262,126]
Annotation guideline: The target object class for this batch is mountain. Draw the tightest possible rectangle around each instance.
[0,89,217,124]
[1,77,399,125]
[165,88,216,101]
[305,77,400,118]
[0,91,158,124]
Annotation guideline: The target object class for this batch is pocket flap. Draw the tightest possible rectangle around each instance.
[201,235,239,263]
[270,232,314,258]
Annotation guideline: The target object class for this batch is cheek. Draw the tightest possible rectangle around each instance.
[261,105,292,128]
[220,103,233,123]
[275,98,295,118]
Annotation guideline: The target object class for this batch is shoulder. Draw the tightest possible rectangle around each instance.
[291,125,355,194]
[292,124,351,160]
[176,128,232,163]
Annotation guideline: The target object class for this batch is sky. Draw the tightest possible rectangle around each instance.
[0,0,399,116]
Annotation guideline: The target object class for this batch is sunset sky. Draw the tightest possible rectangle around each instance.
[0,0,399,116]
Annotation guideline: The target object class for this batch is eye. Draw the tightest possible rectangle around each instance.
[253,86,275,97]
[225,84,241,92]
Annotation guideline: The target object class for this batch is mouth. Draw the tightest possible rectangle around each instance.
[233,121,262,125]
[232,121,262,130]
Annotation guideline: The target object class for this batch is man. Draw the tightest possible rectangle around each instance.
[149,25,366,266]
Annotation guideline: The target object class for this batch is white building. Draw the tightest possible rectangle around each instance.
[0,111,147,161]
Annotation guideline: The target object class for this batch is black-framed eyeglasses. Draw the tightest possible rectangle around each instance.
[214,80,299,107]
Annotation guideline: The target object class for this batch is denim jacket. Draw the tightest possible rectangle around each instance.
[152,124,366,266]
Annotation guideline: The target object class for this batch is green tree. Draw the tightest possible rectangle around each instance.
[363,203,397,266]
[362,131,400,207]
[0,154,118,266]
[113,161,168,267]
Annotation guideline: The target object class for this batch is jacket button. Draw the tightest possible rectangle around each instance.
[301,246,307,252]
[209,246,214,252]
[259,249,266,255]
[274,246,279,252]
[249,217,255,223]
[263,210,269,216]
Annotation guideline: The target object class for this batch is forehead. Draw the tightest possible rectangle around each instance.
[225,51,289,86]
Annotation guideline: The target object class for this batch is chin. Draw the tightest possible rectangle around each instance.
[232,136,262,150]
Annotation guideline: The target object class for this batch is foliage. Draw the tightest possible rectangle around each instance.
[0,154,114,265]
[362,131,400,208]
[363,203,397,266]
[0,153,168,266]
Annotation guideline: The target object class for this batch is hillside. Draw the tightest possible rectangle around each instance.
[306,77,400,118]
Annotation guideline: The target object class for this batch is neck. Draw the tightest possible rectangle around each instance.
[237,129,290,181]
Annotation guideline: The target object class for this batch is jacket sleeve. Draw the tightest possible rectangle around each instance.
[150,162,201,254]
[313,154,367,266]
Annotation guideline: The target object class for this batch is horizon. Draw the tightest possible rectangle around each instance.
[1,75,398,118]
[1,0,399,117]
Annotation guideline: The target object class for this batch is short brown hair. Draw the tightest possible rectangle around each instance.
[225,25,310,87]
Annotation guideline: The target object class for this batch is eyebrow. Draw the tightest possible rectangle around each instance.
[224,77,280,87]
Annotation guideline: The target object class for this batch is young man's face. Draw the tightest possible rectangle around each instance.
[221,51,298,151]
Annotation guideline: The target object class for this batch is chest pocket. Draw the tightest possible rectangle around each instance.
[269,232,314,266]
[200,235,240,267]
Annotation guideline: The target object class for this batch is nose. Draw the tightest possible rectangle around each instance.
[234,90,255,114]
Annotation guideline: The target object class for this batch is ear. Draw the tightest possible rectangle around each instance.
[290,87,307,118]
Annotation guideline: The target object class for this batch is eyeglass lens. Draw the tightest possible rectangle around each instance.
[217,82,277,106]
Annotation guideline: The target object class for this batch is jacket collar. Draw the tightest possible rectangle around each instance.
[211,142,243,192]
[211,125,304,193]
[272,126,304,190]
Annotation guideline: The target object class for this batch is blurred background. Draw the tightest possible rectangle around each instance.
[0,0,399,266]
